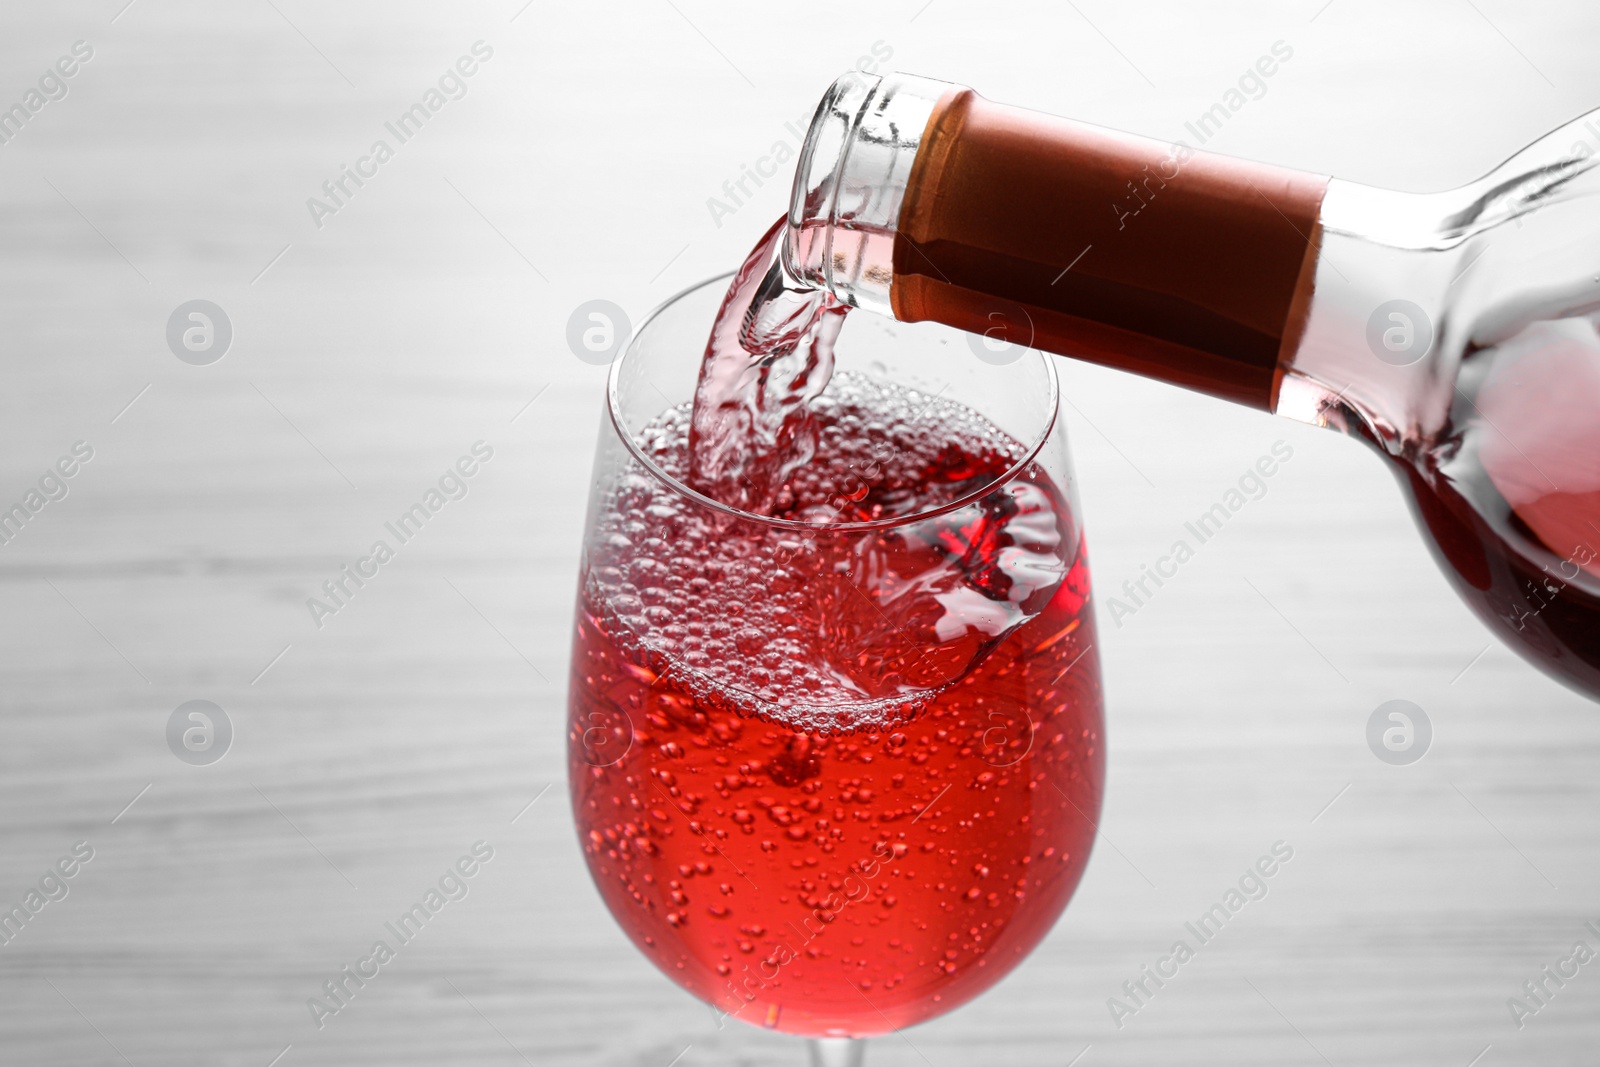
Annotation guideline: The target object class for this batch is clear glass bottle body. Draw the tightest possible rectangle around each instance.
[1281,116,1600,696]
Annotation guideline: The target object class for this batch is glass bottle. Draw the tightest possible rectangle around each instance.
[784,70,1600,700]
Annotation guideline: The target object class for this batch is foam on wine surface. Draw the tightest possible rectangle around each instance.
[591,371,1073,733]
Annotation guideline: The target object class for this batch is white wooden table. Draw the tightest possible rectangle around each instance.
[1,1,1598,1063]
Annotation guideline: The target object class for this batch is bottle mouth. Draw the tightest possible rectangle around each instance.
[782,71,955,317]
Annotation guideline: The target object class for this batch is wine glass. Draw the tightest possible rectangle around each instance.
[567,273,1105,1064]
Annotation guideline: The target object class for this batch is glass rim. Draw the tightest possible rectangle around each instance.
[606,271,1062,533]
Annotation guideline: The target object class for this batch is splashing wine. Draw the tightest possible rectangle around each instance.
[687,217,845,516]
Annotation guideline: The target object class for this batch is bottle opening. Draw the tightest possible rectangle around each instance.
[783,71,954,316]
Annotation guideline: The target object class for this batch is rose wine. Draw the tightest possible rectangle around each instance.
[569,375,1102,1036]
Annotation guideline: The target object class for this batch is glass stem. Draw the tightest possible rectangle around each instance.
[808,1037,866,1067]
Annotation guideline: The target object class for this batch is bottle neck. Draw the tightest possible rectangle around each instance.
[786,72,1330,411]
[784,72,948,318]
[1272,180,1455,454]
[789,72,1600,439]
[1280,109,1600,455]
